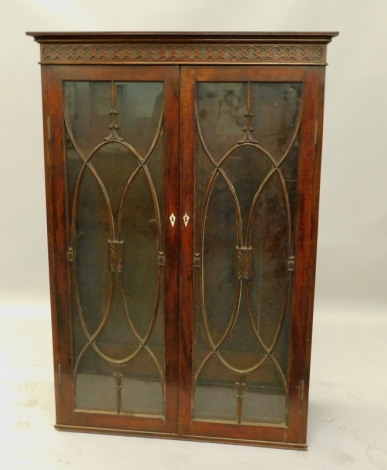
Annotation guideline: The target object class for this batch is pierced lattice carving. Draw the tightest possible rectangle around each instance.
[41,43,326,65]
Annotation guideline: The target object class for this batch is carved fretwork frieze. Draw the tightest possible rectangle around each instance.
[108,240,125,272]
[236,246,253,280]
[40,43,326,65]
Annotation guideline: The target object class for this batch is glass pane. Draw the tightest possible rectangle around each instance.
[75,166,111,336]
[251,83,302,162]
[75,349,116,412]
[222,145,272,236]
[197,82,246,160]
[65,81,165,416]
[116,82,163,156]
[121,145,162,340]
[194,355,238,422]
[64,82,111,156]
[120,349,163,415]
[91,142,139,220]
[202,173,238,345]
[194,81,302,425]
[249,171,289,348]
[242,360,286,424]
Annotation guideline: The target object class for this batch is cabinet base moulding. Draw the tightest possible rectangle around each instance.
[54,424,307,450]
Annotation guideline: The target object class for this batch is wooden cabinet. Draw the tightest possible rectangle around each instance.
[28,32,337,449]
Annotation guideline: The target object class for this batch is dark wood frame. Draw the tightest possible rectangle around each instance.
[41,65,180,434]
[179,65,325,447]
[28,32,337,450]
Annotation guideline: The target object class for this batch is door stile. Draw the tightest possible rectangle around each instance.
[163,65,180,433]
[178,66,196,435]
[42,65,73,426]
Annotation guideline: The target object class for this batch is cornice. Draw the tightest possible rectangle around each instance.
[27,32,338,66]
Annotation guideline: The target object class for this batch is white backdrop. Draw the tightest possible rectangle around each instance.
[0,1,386,469]
[1,0,386,313]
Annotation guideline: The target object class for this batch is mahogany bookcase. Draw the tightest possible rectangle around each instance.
[28,31,337,449]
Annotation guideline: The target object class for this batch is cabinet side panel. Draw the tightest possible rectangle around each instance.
[286,67,326,444]
[41,66,73,424]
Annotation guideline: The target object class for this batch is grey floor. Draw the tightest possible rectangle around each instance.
[1,303,386,470]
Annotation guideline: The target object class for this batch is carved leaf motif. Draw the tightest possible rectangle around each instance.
[108,240,125,272]
[235,246,253,280]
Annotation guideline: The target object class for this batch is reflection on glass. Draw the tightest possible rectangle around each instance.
[65,82,111,156]
[251,83,302,161]
[197,83,246,160]
[202,173,238,346]
[222,145,272,235]
[116,82,163,156]
[242,361,286,424]
[120,349,164,415]
[249,171,288,348]
[65,81,165,416]
[194,81,302,425]
[194,355,238,422]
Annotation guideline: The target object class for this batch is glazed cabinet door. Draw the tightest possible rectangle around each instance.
[43,65,179,434]
[179,66,323,446]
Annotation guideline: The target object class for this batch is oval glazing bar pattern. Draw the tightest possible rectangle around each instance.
[193,81,302,426]
[64,80,166,416]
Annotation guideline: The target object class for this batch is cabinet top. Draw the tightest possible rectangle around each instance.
[27,31,338,42]
[27,31,338,66]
